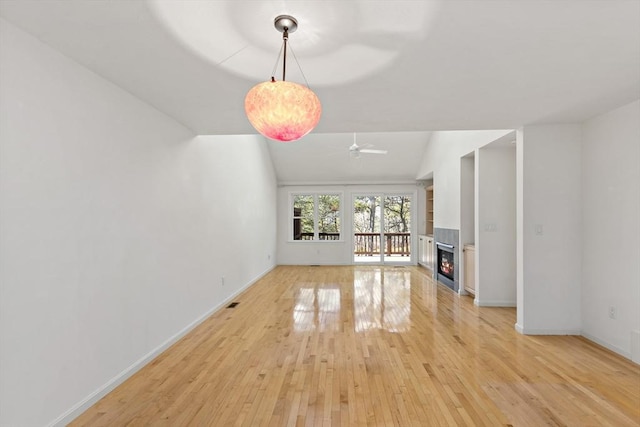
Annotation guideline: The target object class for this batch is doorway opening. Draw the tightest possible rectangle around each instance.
[353,194,412,264]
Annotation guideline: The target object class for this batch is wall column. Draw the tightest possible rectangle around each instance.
[516,124,582,334]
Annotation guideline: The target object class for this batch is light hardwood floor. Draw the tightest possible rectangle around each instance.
[71,266,640,426]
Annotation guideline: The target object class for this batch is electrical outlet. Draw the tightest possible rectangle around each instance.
[608,306,616,319]
[221,276,225,286]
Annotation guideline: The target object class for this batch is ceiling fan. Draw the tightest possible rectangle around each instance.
[349,133,388,158]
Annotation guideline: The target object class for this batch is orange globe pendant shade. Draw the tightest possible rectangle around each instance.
[245,80,322,142]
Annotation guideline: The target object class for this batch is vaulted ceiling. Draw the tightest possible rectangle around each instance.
[1,0,638,183]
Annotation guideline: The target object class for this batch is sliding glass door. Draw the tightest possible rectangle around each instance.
[353,195,382,263]
[353,194,412,264]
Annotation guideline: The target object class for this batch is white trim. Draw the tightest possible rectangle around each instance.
[289,191,344,242]
[632,330,640,364]
[514,326,581,335]
[49,265,276,427]
[474,300,516,307]
[514,324,636,363]
[351,191,417,266]
[285,239,346,244]
[580,331,632,361]
[279,262,352,266]
[279,180,419,187]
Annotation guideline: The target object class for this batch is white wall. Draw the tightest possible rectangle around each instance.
[417,130,513,230]
[458,155,475,295]
[516,124,582,334]
[460,155,475,246]
[581,100,640,360]
[475,145,516,307]
[0,19,277,426]
[516,129,525,328]
[277,184,421,265]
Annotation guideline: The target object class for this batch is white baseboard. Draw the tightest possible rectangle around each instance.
[632,330,640,364]
[515,325,638,365]
[279,262,351,266]
[474,300,516,307]
[49,264,276,427]
[580,331,632,361]
[515,326,581,335]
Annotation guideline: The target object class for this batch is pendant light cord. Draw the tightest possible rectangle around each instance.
[270,27,290,81]
[287,42,312,89]
[270,42,284,80]
[269,22,312,89]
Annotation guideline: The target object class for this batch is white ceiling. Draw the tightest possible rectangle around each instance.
[1,0,638,183]
[268,131,432,185]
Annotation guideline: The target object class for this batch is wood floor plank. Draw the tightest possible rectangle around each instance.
[70,266,640,426]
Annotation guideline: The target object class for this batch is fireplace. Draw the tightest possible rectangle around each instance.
[434,228,459,291]
[436,242,455,289]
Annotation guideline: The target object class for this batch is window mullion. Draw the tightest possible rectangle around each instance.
[314,194,319,240]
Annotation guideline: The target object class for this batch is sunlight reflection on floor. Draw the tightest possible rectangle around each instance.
[293,267,411,333]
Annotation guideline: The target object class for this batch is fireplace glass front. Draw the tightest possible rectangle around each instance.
[437,247,454,281]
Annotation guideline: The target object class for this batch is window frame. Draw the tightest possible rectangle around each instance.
[289,192,343,242]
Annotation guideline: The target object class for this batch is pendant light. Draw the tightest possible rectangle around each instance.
[244,15,322,142]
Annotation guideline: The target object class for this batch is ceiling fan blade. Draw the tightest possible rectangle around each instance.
[359,149,388,154]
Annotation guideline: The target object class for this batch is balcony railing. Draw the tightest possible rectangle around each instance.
[297,232,341,241]
[354,232,410,256]
[297,232,411,256]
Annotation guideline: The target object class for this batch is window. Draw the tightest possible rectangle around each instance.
[293,195,314,240]
[292,193,341,241]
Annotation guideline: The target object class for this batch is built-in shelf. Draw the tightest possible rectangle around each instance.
[426,185,434,235]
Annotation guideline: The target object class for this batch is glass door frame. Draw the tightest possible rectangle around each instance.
[351,191,417,265]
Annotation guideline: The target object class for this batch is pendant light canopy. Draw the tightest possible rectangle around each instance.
[244,15,322,142]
